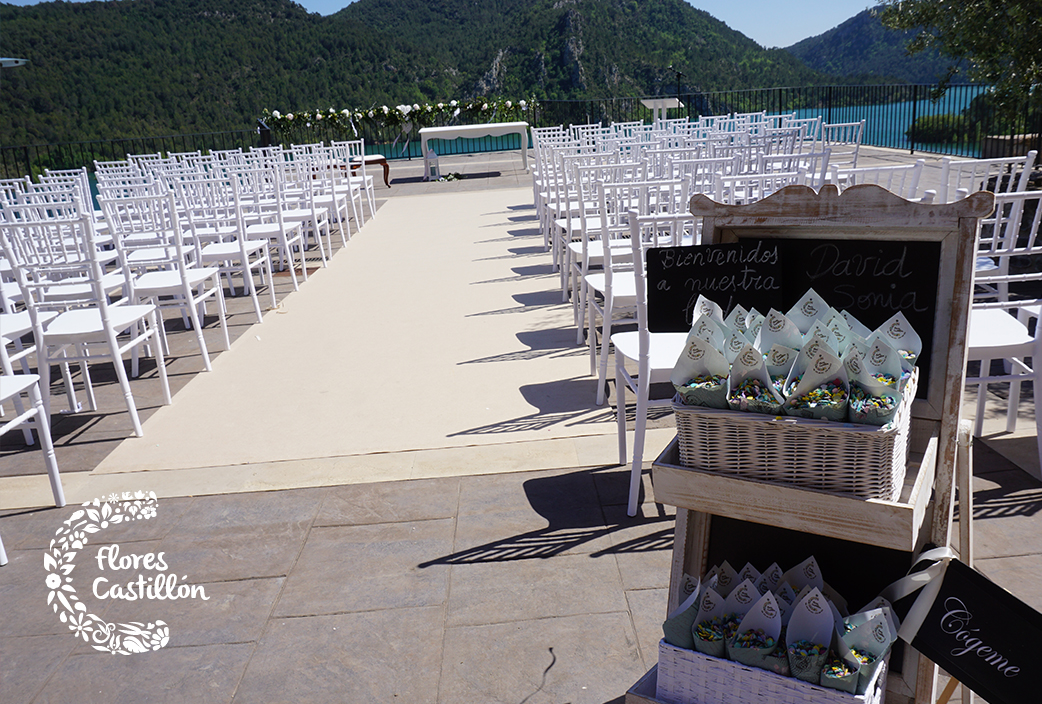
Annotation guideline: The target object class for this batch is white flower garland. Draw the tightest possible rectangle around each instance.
[44,491,170,654]
[261,97,538,137]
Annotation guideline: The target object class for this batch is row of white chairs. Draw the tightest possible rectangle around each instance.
[0,141,382,544]
[530,119,834,514]
[532,116,1042,511]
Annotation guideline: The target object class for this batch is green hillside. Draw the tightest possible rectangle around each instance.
[0,0,830,145]
[339,0,827,99]
[0,0,455,144]
[784,6,965,85]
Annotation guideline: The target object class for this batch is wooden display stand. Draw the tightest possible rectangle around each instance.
[625,184,994,704]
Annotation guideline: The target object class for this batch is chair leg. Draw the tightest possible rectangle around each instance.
[264,252,278,312]
[277,240,299,292]
[150,310,172,407]
[628,369,651,517]
[111,348,145,438]
[244,261,264,324]
[184,288,213,373]
[973,361,989,437]
[596,299,614,406]
[3,354,35,442]
[616,357,627,467]
[57,351,80,413]
[1034,376,1042,482]
[28,381,65,508]
[561,244,571,302]
[1007,371,1022,434]
[576,276,587,346]
[215,281,230,351]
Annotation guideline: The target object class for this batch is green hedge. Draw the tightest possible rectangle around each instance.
[906,114,970,143]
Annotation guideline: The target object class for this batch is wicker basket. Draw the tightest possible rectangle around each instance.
[671,371,916,501]
[656,640,888,704]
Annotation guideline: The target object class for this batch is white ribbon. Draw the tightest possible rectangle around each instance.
[880,546,956,643]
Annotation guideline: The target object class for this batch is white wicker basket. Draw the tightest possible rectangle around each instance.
[656,640,888,704]
[671,371,917,501]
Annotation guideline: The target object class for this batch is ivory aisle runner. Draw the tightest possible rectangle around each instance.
[92,187,618,476]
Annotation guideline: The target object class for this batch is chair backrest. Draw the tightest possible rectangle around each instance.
[974,190,1042,312]
[330,138,369,186]
[570,122,607,147]
[1,190,90,273]
[750,127,804,156]
[100,191,197,298]
[830,159,929,202]
[168,150,203,162]
[0,197,113,323]
[93,160,141,181]
[39,168,96,214]
[127,152,165,167]
[166,171,243,239]
[643,145,710,177]
[626,210,699,346]
[8,186,83,226]
[783,116,823,145]
[666,155,741,194]
[937,150,1037,204]
[821,119,866,169]
[96,173,164,199]
[759,150,831,190]
[598,180,693,292]
[714,170,806,205]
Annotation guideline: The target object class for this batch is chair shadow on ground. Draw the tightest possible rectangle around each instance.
[460,328,587,365]
[447,377,614,436]
[965,466,1042,521]
[418,467,673,568]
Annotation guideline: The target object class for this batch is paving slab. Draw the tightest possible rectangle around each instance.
[233,608,444,704]
[273,520,454,617]
[439,613,645,704]
[31,643,254,704]
[625,587,670,671]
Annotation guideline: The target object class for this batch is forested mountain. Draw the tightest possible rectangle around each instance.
[784,7,962,85]
[337,0,825,99]
[0,0,828,145]
[0,0,455,144]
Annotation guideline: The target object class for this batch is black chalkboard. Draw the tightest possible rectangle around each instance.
[646,240,784,332]
[901,559,1042,704]
[646,238,942,395]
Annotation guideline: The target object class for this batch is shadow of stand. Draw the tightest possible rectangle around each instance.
[418,468,673,568]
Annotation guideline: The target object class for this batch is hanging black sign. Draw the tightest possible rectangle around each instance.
[901,559,1042,704]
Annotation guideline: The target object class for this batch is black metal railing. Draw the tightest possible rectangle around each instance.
[536,84,1042,159]
[0,129,260,181]
[4,84,1041,180]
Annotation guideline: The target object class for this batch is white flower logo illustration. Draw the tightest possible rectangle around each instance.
[44,491,171,654]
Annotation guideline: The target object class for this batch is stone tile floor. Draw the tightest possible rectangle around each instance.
[1,467,673,703]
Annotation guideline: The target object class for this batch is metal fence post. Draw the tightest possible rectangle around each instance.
[909,85,918,155]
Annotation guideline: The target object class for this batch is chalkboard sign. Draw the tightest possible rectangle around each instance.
[646,240,784,331]
[647,238,941,395]
[897,559,1042,704]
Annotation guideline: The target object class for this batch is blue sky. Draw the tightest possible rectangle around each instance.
[2,0,874,49]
